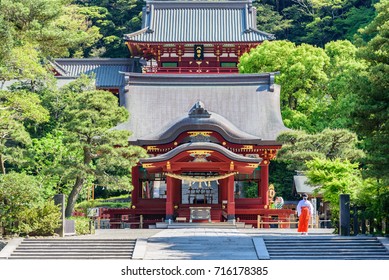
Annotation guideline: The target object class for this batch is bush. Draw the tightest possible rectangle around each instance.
[18,200,61,236]
[75,195,131,215]
[69,216,94,235]
[0,172,43,235]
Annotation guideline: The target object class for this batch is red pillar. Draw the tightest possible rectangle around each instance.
[226,175,235,221]
[131,166,139,206]
[165,176,174,221]
[260,162,269,207]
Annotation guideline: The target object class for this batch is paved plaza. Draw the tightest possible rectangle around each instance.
[65,228,336,260]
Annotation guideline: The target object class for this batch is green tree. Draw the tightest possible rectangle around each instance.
[75,0,144,57]
[306,157,364,222]
[276,128,368,224]
[276,128,364,171]
[24,131,75,198]
[315,40,367,130]
[0,0,101,58]
[239,40,329,131]
[254,3,292,38]
[55,77,146,217]
[351,0,389,183]
[0,90,49,174]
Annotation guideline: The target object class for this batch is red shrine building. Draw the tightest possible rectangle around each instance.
[124,0,273,74]
[53,0,294,227]
[114,0,294,227]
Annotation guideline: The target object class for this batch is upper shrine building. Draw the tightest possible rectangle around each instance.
[53,0,294,227]
[125,0,274,74]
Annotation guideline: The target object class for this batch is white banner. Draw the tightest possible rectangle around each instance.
[0,259,386,280]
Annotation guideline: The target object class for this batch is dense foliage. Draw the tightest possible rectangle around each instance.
[240,0,389,226]
[0,0,387,235]
[0,1,145,235]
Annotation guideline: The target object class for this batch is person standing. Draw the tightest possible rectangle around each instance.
[297,193,314,235]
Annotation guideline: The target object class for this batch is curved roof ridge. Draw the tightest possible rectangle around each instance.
[140,142,262,163]
[133,101,261,145]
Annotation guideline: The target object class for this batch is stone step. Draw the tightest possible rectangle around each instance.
[13,247,134,253]
[263,237,389,260]
[14,245,135,249]
[266,244,384,248]
[8,256,132,259]
[163,222,245,229]
[267,247,387,253]
[21,239,134,242]
[10,252,133,256]
[270,255,389,260]
[9,238,137,259]
[264,238,379,242]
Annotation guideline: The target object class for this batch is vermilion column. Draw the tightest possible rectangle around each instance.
[260,161,269,207]
[165,176,174,221]
[131,166,139,206]
[226,175,235,221]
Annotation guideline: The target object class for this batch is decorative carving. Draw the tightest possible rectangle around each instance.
[175,44,185,62]
[191,134,211,142]
[268,184,276,203]
[259,149,278,160]
[188,131,212,142]
[142,163,154,169]
[166,161,171,170]
[188,131,212,137]
[147,146,159,152]
[241,145,253,151]
[188,150,212,162]
[213,44,223,62]
[188,101,211,118]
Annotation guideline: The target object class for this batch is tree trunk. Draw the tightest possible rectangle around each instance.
[64,146,92,218]
[0,154,6,175]
[65,176,85,218]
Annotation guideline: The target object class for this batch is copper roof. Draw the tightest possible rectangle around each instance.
[124,0,274,43]
[115,73,289,142]
[53,58,138,87]
[132,101,262,145]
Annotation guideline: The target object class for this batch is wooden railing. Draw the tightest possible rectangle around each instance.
[256,214,327,229]
[143,66,239,74]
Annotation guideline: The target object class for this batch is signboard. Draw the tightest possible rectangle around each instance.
[194,44,204,60]
[87,207,99,217]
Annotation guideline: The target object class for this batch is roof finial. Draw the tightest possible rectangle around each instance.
[188,101,211,118]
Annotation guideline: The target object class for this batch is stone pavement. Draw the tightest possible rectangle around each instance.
[143,228,259,260]
[68,227,335,240]
[0,228,337,260]
[64,227,335,260]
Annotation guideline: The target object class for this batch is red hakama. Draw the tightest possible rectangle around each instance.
[298,206,310,233]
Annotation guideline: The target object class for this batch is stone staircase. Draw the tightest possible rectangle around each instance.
[155,221,246,229]
[263,236,389,260]
[8,239,136,259]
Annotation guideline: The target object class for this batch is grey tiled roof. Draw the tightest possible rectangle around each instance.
[132,101,263,145]
[124,0,274,43]
[53,58,136,87]
[115,73,289,142]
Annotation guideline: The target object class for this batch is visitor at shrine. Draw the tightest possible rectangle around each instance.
[297,193,314,235]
